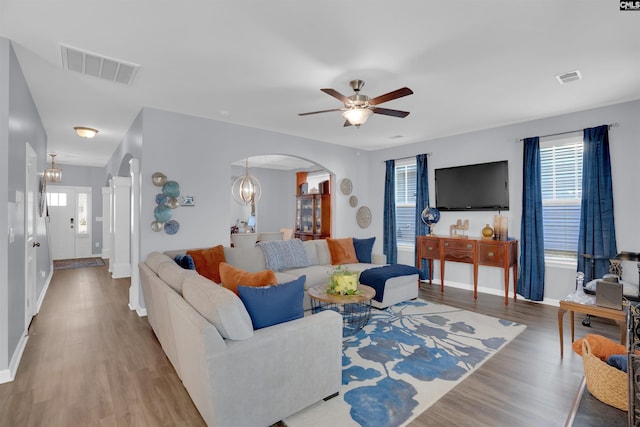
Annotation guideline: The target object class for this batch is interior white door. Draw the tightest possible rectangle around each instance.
[48,187,76,260]
[25,144,38,326]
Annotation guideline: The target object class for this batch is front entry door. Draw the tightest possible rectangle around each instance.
[48,186,92,260]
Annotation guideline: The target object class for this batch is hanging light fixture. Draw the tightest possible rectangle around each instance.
[44,153,63,183]
[231,158,262,206]
[342,108,373,127]
[74,126,99,138]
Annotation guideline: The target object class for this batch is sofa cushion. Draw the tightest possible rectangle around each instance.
[237,275,305,329]
[187,245,226,283]
[146,251,174,272]
[353,237,376,263]
[219,262,278,295]
[286,265,332,289]
[174,254,196,270]
[327,238,358,265]
[157,260,197,294]
[223,246,267,272]
[303,240,320,265]
[182,274,254,340]
[258,239,311,271]
[315,239,331,265]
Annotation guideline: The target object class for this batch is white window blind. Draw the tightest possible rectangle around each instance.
[540,136,583,257]
[395,159,417,246]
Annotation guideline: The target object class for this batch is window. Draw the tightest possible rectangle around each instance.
[395,159,417,246]
[46,192,67,207]
[77,192,89,234]
[540,136,583,258]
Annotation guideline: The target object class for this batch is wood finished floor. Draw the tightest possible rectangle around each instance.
[0,265,621,427]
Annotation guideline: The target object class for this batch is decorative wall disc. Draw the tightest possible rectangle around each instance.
[339,178,353,196]
[349,195,358,208]
[356,206,372,229]
[164,219,180,235]
[152,172,167,187]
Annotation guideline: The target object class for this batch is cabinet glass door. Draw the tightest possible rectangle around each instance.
[315,196,322,233]
[300,197,314,233]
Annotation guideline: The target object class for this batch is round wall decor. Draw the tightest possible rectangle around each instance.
[349,195,358,208]
[339,178,353,196]
[356,206,372,229]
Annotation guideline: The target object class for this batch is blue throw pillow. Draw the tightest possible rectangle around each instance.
[237,275,305,329]
[353,237,376,263]
[174,254,196,270]
[607,354,628,372]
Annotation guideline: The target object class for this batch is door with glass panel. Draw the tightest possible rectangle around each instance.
[47,186,92,260]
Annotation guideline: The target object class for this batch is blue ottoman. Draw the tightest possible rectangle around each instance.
[359,264,420,309]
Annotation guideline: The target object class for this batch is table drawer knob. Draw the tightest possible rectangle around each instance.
[428,246,433,250]
[467,244,472,249]
[445,242,449,246]
[488,252,494,257]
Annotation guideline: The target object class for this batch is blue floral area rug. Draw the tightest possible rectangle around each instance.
[285,299,525,427]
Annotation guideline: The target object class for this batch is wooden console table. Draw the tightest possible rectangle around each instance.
[416,235,518,305]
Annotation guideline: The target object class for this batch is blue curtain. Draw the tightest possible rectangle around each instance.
[383,160,397,264]
[517,137,545,301]
[414,154,429,279]
[577,125,617,282]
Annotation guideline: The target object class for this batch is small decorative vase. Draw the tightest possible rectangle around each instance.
[482,224,494,238]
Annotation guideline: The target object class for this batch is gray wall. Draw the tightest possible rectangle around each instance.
[106,96,640,305]
[115,107,367,261]
[368,100,640,301]
[230,164,297,233]
[1,37,51,376]
[48,164,106,255]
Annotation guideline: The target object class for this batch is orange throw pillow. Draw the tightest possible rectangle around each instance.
[187,245,226,283]
[327,238,358,265]
[572,334,627,361]
[218,262,277,295]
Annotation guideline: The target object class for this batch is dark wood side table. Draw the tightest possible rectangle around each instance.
[557,299,627,358]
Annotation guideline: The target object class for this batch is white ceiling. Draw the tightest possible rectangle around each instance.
[1,1,639,167]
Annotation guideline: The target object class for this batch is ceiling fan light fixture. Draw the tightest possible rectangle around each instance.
[343,108,373,126]
[74,126,99,138]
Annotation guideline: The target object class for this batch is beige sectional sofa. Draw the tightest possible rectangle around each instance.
[139,251,343,427]
[166,238,418,309]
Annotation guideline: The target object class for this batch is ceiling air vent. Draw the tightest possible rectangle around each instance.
[60,44,140,85]
[556,70,582,85]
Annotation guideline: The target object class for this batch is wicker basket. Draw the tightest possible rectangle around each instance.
[582,340,628,411]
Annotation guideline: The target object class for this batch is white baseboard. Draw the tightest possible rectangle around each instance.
[136,307,147,317]
[111,262,131,279]
[421,279,560,307]
[36,268,53,313]
[0,333,29,384]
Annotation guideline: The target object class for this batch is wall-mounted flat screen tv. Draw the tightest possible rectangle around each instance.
[435,160,509,211]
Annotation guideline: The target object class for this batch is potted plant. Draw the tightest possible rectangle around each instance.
[327,265,361,295]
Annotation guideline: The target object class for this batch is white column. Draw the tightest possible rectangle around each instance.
[101,186,111,260]
[110,176,131,279]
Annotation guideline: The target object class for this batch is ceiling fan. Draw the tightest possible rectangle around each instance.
[298,79,413,127]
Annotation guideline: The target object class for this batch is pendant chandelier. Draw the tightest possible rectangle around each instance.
[44,153,62,183]
[231,158,262,206]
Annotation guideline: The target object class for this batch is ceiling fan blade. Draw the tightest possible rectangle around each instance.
[298,108,343,116]
[343,120,352,127]
[372,107,410,118]
[321,88,351,104]
[368,87,413,106]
